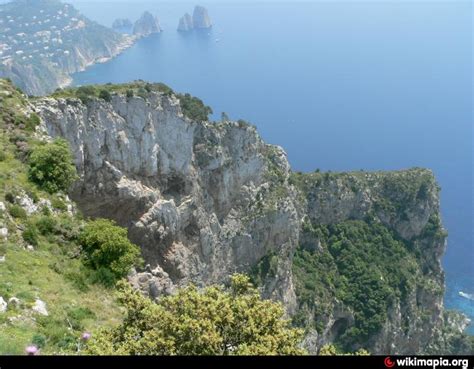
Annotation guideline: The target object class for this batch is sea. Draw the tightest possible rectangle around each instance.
[68,1,473,333]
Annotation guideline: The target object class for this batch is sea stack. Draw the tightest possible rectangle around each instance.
[133,11,162,37]
[192,5,212,29]
[177,13,194,32]
[112,18,133,30]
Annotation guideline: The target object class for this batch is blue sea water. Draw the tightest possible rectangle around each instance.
[69,1,473,333]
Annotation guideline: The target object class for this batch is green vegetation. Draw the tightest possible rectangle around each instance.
[79,219,143,283]
[0,79,122,354]
[250,251,279,286]
[177,93,213,122]
[293,219,420,348]
[28,139,78,194]
[319,344,370,356]
[85,274,306,355]
[22,223,39,246]
[0,243,122,354]
[8,204,27,219]
[375,170,437,217]
[53,81,212,122]
[290,168,436,216]
[98,89,112,103]
[52,81,175,103]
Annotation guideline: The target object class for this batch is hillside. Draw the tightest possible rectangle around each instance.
[0,79,123,354]
[0,79,472,355]
[0,0,133,96]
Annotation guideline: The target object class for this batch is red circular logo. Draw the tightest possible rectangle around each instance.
[384,357,395,368]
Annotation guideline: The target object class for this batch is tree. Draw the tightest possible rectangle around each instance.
[99,89,112,102]
[28,139,78,194]
[79,219,143,281]
[76,86,97,104]
[178,93,213,122]
[85,274,306,355]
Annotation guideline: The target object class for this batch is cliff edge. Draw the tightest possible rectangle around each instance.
[30,81,471,354]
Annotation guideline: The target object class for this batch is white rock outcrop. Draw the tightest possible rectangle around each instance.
[32,299,48,316]
[0,227,8,239]
[17,195,37,215]
[0,297,7,313]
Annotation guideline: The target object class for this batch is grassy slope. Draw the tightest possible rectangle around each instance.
[0,79,122,354]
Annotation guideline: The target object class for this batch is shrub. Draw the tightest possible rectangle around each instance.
[85,275,306,355]
[36,315,76,350]
[66,306,96,330]
[64,269,90,292]
[75,86,97,104]
[0,151,6,162]
[23,224,39,246]
[31,334,47,349]
[178,93,213,122]
[41,206,52,216]
[153,82,173,96]
[28,139,78,194]
[98,89,112,102]
[25,113,41,131]
[137,87,147,99]
[79,219,143,281]
[89,267,116,288]
[36,216,58,235]
[126,89,134,99]
[9,204,27,219]
[4,192,15,204]
[51,197,67,211]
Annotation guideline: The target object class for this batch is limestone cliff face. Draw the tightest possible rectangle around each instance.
[33,86,465,354]
[34,91,299,310]
[133,11,162,37]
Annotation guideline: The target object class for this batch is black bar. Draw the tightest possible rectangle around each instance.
[0,355,472,369]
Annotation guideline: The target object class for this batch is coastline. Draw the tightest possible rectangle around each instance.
[60,34,137,90]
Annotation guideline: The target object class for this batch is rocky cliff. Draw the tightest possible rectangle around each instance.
[32,82,469,354]
[133,11,162,37]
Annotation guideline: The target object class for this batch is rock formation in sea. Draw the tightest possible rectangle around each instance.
[112,18,133,30]
[33,81,470,354]
[177,6,212,32]
[178,13,194,32]
[133,11,162,37]
[193,6,212,29]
